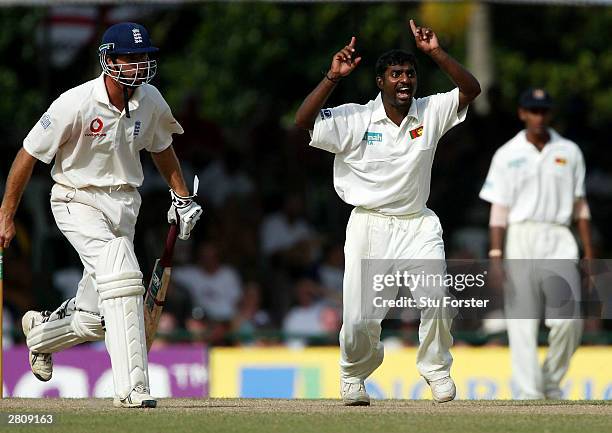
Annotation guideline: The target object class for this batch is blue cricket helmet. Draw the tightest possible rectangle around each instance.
[99,22,159,55]
[98,22,158,87]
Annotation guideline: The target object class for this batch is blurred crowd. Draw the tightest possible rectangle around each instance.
[2,86,611,349]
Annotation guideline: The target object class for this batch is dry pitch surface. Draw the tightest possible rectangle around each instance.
[1,398,611,433]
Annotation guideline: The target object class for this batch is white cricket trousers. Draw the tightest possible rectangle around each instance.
[505,222,583,399]
[340,207,453,383]
[50,183,142,315]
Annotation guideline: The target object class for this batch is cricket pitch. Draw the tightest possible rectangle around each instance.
[1,398,611,433]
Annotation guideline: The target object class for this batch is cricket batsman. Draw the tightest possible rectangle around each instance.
[295,20,480,405]
[0,22,202,407]
[479,88,592,399]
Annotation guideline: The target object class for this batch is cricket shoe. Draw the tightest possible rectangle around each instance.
[114,384,157,408]
[545,389,563,400]
[341,380,370,406]
[21,310,53,382]
[426,376,456,403]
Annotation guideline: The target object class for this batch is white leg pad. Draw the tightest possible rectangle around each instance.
[26,298,105,353]
[96,237,149,400]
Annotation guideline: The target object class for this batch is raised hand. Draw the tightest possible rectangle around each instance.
[409,19,440,54]
[328,37,362,81]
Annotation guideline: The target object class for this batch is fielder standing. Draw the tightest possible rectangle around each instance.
[0,22,202,407]
[295,20,480,405]
[479,88,592,399]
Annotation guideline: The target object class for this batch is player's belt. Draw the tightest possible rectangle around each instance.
[510,220,569,228]
[55,183,136,195]
[105,184,135,193]
[355,206,424,219]
[85,184,136,194]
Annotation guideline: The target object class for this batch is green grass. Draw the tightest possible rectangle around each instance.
[1,399,610,433]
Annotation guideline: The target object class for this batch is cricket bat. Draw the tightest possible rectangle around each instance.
[144,223,178,351]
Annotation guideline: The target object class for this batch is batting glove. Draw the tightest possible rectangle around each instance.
[167,176,203,240]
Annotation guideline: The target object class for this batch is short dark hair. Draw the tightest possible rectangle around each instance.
[375,49,418,77]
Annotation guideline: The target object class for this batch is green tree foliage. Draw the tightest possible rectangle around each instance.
[492,5,612,130]
[0,8,46,145]
[158,3,427,128]
[156,2,612,133]
[0,4,611,138]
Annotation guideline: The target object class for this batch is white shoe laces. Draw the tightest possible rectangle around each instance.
[133,384,150,395]
[342,381,366,395]
[31,352,52,369]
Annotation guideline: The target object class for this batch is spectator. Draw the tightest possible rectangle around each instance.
[260,193,321,322]
[317,242,345,307]
[231,281,272,345]
[283,278,340,347]
[260,193,319,264]
[197,150,255,209]
[173,242,242,322]
[150,312,180,350]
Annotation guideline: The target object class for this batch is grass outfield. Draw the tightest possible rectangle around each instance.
[0,399,611,433]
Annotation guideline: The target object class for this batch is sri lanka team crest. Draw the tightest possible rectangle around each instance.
[409,125,424,139]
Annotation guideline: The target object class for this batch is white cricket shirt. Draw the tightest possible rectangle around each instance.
[23,74,183,188]
[310,88,467,215]
[479,129,586,226]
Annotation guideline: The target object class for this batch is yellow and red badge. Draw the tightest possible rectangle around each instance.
[555,157,567,166]
[409,125,424,139]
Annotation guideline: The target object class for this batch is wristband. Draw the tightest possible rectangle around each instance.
[324,73,341,84]
[488,249,503,258]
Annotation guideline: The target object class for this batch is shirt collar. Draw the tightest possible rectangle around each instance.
[548,128,561,142]
[93,74,110,105]
[93,73,144,112]
[519,128,559,151]
[371,93,420,123]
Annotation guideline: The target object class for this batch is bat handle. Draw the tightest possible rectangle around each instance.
[160,224,178,267]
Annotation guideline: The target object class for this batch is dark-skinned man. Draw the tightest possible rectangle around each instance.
[480,88,592,399]
[295,20,480,405]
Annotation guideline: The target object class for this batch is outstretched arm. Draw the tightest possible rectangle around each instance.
[409,19,480,112]
[295,37,362,130]
[0,148,38,248]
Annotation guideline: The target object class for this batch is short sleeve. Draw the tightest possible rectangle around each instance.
[574,147,586,198]
[309,104,356,154]
[427,87,468,137]
[23,96,76,164]
[479,152,511,206]
[147,101,184,153]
